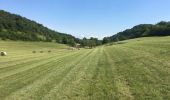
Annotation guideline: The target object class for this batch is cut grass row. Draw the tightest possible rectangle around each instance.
[0,49,92,99]
[0,36,170,100]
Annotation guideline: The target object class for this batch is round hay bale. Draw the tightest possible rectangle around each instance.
[1,51,7,56]
[40,51,43,53]
[68,47,76,50]
[48,50,51,53]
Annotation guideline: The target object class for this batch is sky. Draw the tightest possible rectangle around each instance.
[0,0,170,39]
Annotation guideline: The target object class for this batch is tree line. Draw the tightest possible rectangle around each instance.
[0,10,76,46]
[0,10,102,47]
[1,10,170,47]
[102,21,170,43]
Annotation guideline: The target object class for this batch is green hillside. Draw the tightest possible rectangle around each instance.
[103,21,170,44]
[0,10,102,47]
[0,10,76,46]
[1,10,170,47]
[0,36,170,100]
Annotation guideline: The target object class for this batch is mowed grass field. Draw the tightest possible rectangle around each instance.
[0,37,170,100]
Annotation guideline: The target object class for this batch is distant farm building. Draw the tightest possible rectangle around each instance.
[75,43,81,49]
[0,51,7,56]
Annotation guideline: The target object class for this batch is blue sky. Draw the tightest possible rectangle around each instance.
[0,0,170,39]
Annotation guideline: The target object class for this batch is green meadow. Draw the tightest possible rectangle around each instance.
[0,36,170,100]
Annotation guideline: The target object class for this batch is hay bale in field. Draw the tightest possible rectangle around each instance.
[48,50,51,53]
[116,42,126,44]
[68,47,76,50]
[84,46,90,49]
[32,51,36,53]
[0,51,7,56]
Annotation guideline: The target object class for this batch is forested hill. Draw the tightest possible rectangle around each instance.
[103,21,170,43]
[1,10,170,47]
[0,10,76,46]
